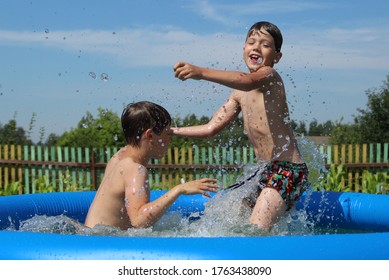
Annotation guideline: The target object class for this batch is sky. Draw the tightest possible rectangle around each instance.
[0,0,388,142]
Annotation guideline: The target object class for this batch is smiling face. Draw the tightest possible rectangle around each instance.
[243,27,282,72]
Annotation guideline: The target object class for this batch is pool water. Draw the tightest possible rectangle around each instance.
[6,180,351,237]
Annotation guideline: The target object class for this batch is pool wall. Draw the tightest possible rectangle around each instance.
[0,191,389,260]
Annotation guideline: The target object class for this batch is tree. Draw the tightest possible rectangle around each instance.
[329,75,389,144]
[45,133,60,146]
[329,119,360,145]
[56,108,125,147]
[320,120,335,136]
[354,75,389,143]
[308,119,334,136]
[308,119,321,136]
[290,120,308,135]
[0,115,32,145]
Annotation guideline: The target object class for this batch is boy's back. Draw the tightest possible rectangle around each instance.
[85,147,136,230]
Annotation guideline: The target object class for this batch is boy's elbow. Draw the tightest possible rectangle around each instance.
[130,211,156,228]
[132,223,147,229]
[203,126,220,138]
[131,219,152,229]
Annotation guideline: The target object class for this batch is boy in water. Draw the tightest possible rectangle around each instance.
[173,21,309,230]
[85,101,219,230]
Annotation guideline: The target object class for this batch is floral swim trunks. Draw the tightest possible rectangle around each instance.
[256,161,309,209]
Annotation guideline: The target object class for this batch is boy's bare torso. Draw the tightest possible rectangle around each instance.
[84,148,139,230]
[231,71,303,163]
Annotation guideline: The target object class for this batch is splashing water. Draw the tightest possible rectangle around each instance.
[89,72,97,79]
[100,73,109,81]
[9,137,330,237]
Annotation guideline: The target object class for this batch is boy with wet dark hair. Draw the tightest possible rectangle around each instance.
[85,101,219,230]
[121,101,172,147]
[173,21,309,231]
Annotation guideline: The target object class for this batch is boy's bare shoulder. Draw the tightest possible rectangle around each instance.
[107,148,146,173]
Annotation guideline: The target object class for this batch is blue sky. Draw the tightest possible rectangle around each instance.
[1,0,388,142]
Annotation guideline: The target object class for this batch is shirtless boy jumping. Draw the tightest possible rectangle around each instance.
[173,21,309,230]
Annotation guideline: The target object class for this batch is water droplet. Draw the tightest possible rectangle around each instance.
[100,73,109,81]
[89,72,96,79]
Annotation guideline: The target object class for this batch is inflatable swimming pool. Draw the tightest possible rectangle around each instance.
[0,190,389,260]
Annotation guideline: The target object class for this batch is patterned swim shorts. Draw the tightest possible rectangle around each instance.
[257,161,309,209]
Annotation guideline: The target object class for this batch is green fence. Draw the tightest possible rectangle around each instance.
[0,143,388,194]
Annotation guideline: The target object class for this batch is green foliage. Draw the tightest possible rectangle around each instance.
[308,119,334,136]
[313,164,389,194]
[313,164,351,192]
[290,120,308,135]
[360,171,389,194]
[355,75,389,143]
[0,113,33,145]
[34,176,56,193]
[56,108,125,148]
[0,182,21,196]
[61,169,92,192]
[330,75,389,144]
[45,133,60,146]
[32,170,93,193]
[329,119,360,145]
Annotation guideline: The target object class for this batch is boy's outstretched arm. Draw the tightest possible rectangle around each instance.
[124,165,219,228]
[174,62,273,91]
[172,93,241,138]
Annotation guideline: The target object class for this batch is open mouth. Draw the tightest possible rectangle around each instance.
[249,54,262,64]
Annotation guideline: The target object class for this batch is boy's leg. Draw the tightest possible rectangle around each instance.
[249,187,287,230]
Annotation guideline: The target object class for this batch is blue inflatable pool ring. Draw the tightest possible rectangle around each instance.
[0,190,389,260]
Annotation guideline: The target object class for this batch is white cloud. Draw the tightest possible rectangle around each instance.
[186,0,334,22]
[0,23,388,71]
[281,26,389,70]
[0,28,243,68]
[193,0,232,25]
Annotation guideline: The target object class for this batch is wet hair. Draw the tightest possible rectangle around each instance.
[246,21,283,52]
[121,101,171,147]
